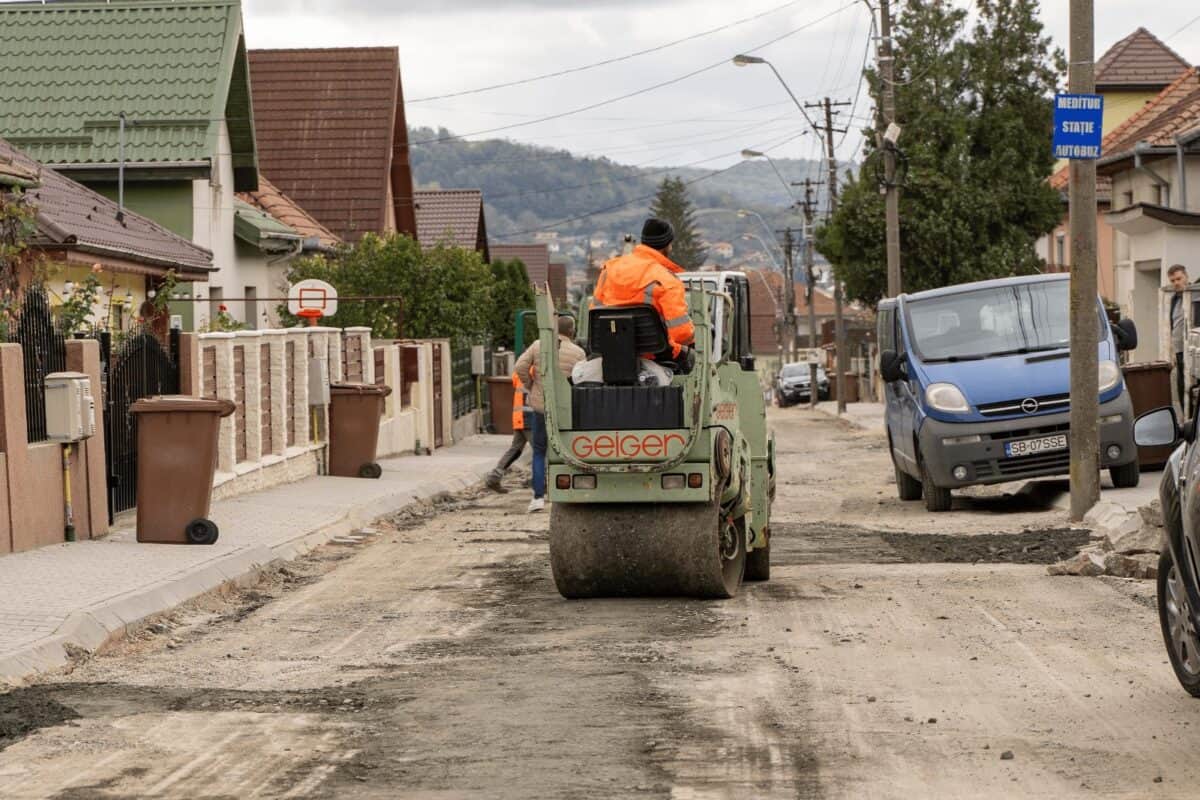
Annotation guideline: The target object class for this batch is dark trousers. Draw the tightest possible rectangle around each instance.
[1178,352,1187,414]
[532,412,547,499]
[489,428,531,480]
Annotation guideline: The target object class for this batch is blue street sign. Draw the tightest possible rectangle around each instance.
[1053,93,1104,159]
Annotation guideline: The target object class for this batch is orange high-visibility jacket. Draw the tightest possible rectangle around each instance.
[511,372,531,431]
[592,244,695,356]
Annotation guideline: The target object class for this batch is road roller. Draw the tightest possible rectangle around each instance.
[537,272,775,599]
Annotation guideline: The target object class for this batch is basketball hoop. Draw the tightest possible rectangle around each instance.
[288,279,338,327]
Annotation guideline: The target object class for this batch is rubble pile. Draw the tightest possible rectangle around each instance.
[1047,499,1163,580]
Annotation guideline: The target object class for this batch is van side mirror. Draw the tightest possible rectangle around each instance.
[880,349,905,383]
[739,355,756,372]
[1114,318,1138,351]
[1134,406,1180,447]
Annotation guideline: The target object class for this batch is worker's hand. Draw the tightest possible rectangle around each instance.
[678,346,696,373]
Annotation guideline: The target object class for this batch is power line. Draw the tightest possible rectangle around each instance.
[407,0,812,103]
[1166,13,1200,40]
[491,130,810,239]
[411,0,861,147]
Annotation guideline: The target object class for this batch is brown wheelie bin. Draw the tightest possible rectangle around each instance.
[328,383,392,478]
[487,375,514,435]
[1122,361,1174,469]
[130,395,236,545]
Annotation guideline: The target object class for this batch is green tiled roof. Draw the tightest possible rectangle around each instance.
[233,198,300,253]
[0,0,258,191]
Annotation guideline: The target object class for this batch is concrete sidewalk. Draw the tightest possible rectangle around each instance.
[814,401,885,432]
[0,435,508,684]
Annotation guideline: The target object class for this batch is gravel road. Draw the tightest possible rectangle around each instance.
[1,408,1198,799]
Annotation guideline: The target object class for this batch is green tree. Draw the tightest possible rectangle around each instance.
[816,0,1064,305]
[283,234,495,343]
[649,176,707,269]
[488,257,534,349]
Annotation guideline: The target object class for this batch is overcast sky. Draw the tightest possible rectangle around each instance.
[237,0,1200,170]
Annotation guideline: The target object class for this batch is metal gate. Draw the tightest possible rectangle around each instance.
[8,287,67,444]
[99,329,180,521]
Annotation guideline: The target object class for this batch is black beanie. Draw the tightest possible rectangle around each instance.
[641,218,675,250]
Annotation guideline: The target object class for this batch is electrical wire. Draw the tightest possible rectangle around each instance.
[837,13,877,149]
[410,0,861,147]
[407,0,812,103]
[1166,13,1200,41]
[491,130,810,239]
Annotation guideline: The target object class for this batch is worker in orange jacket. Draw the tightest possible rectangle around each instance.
[592,218,695,358]
[485,372,533,493]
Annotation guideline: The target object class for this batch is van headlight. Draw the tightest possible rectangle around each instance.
[1098,359,1121,393]
[925,383,969,413]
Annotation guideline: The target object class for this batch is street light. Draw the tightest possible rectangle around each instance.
[741,148,804,204]
[740,233,782,271]
[732,54,820,133]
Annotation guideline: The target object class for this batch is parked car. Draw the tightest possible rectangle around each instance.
[878,274,1139,512]
[1135,406,1200,696]
[777,362,829,406]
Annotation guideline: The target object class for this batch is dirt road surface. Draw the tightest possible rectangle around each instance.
[2,408,1198,799]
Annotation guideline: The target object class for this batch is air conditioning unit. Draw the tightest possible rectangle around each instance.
[45,372,96,442]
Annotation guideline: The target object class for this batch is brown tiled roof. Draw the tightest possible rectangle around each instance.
[237,176,341,251]
[413,189,489,260]
[1055,68,1200,186]
[248,47,417,243]
[491,243,551,285]
[0,137,212,277]
[1096,28,1192,90]
[548,261,567,307]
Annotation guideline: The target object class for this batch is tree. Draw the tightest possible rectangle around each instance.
[283,234,495,343]
[815,0,1065,305]
[488,258,534,350]
[649,176,707,269]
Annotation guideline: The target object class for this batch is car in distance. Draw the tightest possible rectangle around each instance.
[776,362,828,406]
[878,274,1139,512]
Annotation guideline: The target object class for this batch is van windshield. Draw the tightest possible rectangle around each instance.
[905,281,1092,362]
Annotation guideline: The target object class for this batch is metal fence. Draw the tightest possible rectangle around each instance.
[450,344,476,419]
[7,287,67,444]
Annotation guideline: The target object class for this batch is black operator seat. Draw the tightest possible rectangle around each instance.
[588,305,670,384]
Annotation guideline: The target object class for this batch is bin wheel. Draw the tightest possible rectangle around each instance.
[186,518,219,545]
[359,463,383,479]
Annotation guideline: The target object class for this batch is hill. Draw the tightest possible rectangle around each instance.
[408,126,836,269]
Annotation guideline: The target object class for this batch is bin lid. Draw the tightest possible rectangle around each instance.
[130,395,237,417]
[330,382,393,398]
[1122,361,1172,372]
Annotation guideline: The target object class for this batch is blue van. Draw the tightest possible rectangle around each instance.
[878,274,1139,511]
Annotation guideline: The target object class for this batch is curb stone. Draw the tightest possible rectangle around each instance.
[0,460,496,686]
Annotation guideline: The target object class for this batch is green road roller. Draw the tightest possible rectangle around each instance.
[536,271,775,599]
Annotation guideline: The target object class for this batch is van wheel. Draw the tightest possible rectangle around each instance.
[920,458,953,512]
[1158,549,1200,697]
[889,436,922,501]
[1110,461,1140,489]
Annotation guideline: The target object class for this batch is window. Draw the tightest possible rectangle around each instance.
[1122,190,1134,209]
[1055,234,1066,268]
[244,286,258,330]
[877,307,895,352]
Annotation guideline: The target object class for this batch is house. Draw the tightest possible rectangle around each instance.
[711,242,735,260]
[413,190,489,261]
[1,136,213,332]
[745,269,784,357]
[548,261,568,308]
[248,47,418,244]
[1098,68,1200,363]
[491,243,551,288]
[1040,28,1192,299]
[0,0,322,331]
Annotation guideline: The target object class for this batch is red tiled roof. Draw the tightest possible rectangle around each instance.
[1096,28,1192,90]
[413,189,489,259]
[1,137,212,277]
[548,261,567,307]
[1055,68,1200,186]
[248,47,417,243]
[237,176,341,251]
[491,243,551,285]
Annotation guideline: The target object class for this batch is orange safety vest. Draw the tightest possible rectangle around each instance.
[592,244,696,356]
[511,372,532,431]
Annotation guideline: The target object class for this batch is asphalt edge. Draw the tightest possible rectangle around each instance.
[0,462,493,686]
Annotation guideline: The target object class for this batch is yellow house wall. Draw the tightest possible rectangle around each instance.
[46,264,148,333]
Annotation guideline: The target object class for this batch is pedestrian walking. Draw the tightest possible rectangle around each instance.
[514,314,585,513]
[484,373,533,493]
[1168,264,1191,410]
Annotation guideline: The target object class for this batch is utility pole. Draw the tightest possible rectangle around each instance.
[800,179,820,409]
[809,96,851,413]
[878,0,902,297]
[781,227,796,360]
[1068,0,1099,520]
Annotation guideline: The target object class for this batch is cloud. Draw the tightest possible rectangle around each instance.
[249,0,685,16]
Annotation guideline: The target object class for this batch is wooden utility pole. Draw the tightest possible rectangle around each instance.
[879,0,902,297]
[801,179,820,409]
[1068,0,1099,520]
[808,96,851,413]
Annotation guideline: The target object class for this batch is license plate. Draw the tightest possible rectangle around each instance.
[1004,434,1067,458]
